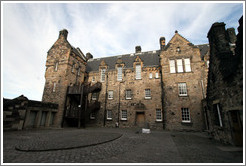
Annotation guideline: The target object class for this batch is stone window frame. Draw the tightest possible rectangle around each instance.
[125,89,132,100]
[108,90,114,100]
[177,59,184,73]
[178,83,188,96]
[169,59,176,73]
[107,110,112,120]
[145,89,151,99]
[156,109,162,122]
[121,110,127,121]
[184,58,191,72]
[181,108,191,123]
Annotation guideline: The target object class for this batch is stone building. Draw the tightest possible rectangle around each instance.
[40,29,209,131]
[204,16,243,145]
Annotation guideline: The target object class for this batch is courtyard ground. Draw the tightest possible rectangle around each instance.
[2,127,244,164]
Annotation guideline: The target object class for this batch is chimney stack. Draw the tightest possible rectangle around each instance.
[59,29,68,40]
[160,37,165,50]
[135,46,141,53]
[86,52,93,60]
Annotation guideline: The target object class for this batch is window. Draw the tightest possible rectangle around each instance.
[53,83,56,92]
[71,64,75,73]
[91,93,97,100]
[121,110,127,120]
[184,58,191,72]
[207,60,210,68]
[213,103,223,127]
[90,113,95,119]
[117,67,122,81]
[107,110,112,120]
[156,109,162,121]
[176,47,181,52]
[178,83,188,96]
[181,108,190,122]
[54,62,58,71]
[177,59,183,73]
[101,69,106,82]
[108,90,113,99]
[136,65,141,79]
[149,73,153,79]
[77,67,80,76]
[155,72,159,78]
[145,89,151,99]
[169,60,176,73]
[126,90,132,99]
[92,76,95,82]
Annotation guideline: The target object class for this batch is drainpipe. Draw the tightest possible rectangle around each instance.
[117,82,121,127]
[201,80,205,99]
[159,57,166,130]
[78,85,84,128]
[103,71,108,126]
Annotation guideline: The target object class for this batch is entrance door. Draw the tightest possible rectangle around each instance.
[229,110,243,146]
[136,112,145,127]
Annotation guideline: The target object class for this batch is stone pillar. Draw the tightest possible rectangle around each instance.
[45,111,52,127]
[34,110,42,128]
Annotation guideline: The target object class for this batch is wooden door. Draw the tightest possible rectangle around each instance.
[136,112,145,127]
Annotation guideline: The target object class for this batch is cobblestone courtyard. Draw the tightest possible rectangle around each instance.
[3,127,243,163]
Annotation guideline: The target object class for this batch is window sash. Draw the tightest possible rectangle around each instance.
[108,91,113,99]
[181,108,190,122]
[117,67,122,81]
[107,110,112,120]
[145,89,151,98]
[184,58,191,72]
[136,65,141,79]
[177,59,183,73]
[169,60,176,73]
[156,109,162,121]
[178,83,187,96]
[121,110,127,120]
[149,73,153,79]
[101,69,106,82]
[126,90,132,99]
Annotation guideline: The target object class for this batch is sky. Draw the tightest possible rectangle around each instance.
[1,1,244,101]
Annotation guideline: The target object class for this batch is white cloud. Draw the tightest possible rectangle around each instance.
[2,2,243,100]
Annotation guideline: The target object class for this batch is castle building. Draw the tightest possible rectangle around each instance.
[41,29,209,131]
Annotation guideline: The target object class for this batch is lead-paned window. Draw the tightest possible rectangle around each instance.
[178,83,188,96]
[126,90,132,99]
[145,89,151,99]
[181,108,190,122]
[107,110,112,120]
[136,65,141,79]
[184,58,191,72]
[156,109,162,121]
[101,69,106,82]
[169,60,176,73]
[177,59,183,73]
[121,110,127,120]
[117,67,122,81]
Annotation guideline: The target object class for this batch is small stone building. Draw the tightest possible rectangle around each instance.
[205,16,243,145]
[40,29,210,131]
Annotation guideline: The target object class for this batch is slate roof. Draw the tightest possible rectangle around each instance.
[196,44,210,60]
[86,50,160,72]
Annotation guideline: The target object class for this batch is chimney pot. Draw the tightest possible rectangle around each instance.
[135,46,141,53]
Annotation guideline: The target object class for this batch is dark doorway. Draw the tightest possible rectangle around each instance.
[229,110,243,146]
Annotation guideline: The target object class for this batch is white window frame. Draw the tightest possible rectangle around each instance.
[177,59,183,73]
[156,109,162,121]
[54,62,58,71]
[107,110,112,120]
[91,93,97,100]
[184,58,191,72]
[90,112,95,119]
[108,90,113,99]
[101,69,106,82]
[145,89,151,99]
[121,110,127,120]
[53,83,56,92]
[136,65,141,80]
[149,73,153,79]
[117,67,123,81]
[169,60,176,73]
[155,72,159,78]
[181,108,191,123]
[178,83,188,96]
[126,90,132,99]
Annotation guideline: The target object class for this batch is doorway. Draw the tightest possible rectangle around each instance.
[135,112,145,127]
[229,110,243,146]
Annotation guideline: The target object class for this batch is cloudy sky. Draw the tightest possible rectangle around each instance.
[2,2,243,101]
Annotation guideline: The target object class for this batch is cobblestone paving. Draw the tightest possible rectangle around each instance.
[3,128,243,163]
